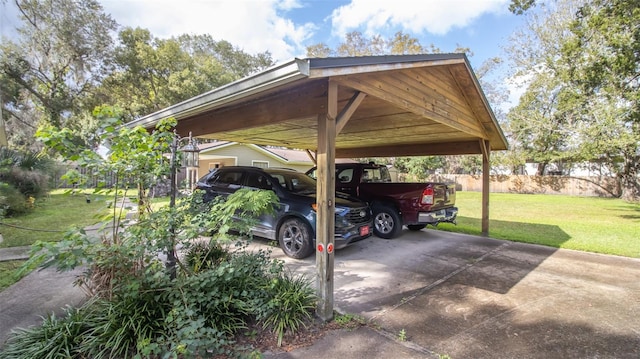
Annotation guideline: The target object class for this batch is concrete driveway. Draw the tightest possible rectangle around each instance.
[263,229,640,358]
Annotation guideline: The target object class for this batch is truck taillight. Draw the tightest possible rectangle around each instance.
[421,187,434,205]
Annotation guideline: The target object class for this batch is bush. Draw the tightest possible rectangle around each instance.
[0,147,52,199]
[262,271,316,346]
[0,182,31,216]
[184,239,229,273]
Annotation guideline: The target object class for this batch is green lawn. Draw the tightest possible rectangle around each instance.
[437,192,640,258]
[0,190,118,248]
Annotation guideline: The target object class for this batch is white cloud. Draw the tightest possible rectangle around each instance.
[100,0,315,62]
[330,0,508,37]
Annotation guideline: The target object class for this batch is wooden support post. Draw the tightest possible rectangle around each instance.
[481,140,490,236]
[315,81,337,321]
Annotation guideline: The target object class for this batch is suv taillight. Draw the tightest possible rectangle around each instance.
[421,187,434,205]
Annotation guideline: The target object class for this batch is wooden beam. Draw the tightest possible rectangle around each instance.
[479,138,489,163]
[336,90,367,134]
[482,140,490,236]
[315,82,337,322]
[335,140,484,158]
[306,149,317,164]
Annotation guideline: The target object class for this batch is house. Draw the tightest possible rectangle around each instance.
[197,141,317,175]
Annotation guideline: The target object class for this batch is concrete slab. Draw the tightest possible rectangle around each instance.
[262,229,640,358]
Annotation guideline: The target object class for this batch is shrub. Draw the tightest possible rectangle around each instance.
[0,147,52,199]
[184,239,229,273]
[262,271,316,346]
[0,182,31,216]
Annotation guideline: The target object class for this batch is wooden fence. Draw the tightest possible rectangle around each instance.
[424,174,620,198]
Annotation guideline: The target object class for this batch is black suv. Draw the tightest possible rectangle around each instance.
[195,166,373,259]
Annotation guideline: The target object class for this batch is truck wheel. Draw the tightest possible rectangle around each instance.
[372,205,402,239]
[278,218,314,259]
[407,224,426,231]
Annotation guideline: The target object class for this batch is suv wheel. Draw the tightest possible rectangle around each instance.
[278,218,314,259]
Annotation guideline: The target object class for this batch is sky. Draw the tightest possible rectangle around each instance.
[1,0,525,66]
[0,0,527,108]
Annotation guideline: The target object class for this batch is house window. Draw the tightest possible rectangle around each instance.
[252,160,269,168]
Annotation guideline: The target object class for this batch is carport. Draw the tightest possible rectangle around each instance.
[128,53,508,320]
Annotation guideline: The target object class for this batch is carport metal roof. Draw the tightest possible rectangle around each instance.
[129,53,507,158]
[130,53,507,321]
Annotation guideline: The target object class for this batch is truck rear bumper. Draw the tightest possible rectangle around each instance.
[417,207,458,224]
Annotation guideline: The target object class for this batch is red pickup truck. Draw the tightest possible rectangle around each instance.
[307,162,457,239]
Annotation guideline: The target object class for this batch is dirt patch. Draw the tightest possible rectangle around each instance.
[231,315,366,356]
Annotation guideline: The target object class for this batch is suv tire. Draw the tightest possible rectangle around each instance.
[278,218,314,259]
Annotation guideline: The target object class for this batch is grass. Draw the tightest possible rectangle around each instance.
[0,260,27,291]
[437,192,640,258]
[0,190,116,248]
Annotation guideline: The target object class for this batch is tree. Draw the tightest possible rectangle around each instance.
[0,0,117,138]
[509,0,537,14]
[560,0,640,200]
[504,0,584,175]
[393,156,446,180]
[100,29,274,120]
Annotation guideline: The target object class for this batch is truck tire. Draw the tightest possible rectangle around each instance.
[278,218,314,259]
[407,224,427,231]
[372,205,402,239]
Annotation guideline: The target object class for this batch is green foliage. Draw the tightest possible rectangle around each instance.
[560,0,640,200]
[0,0,117,137]
[13,103,315,357]
[509,0,536,14]
[0,190,110,248]
[184,240,229,273]
[37,107,176,221]
[394,156,446,180]
[7,235,315,358]
[0,182,31,216]
[334,313,366,328]
[0,147,53,215]
[0,260,28,291]
[262,271,316,346]
[398,328,407,341]
[100,29,275,120]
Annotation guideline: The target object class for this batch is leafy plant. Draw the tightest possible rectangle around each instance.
[333,312,366,329]
[184,239,229,273]
[398,328,407,342]
[262,271,316,346]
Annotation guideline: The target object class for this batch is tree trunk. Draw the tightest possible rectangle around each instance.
[619,174,640,202]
